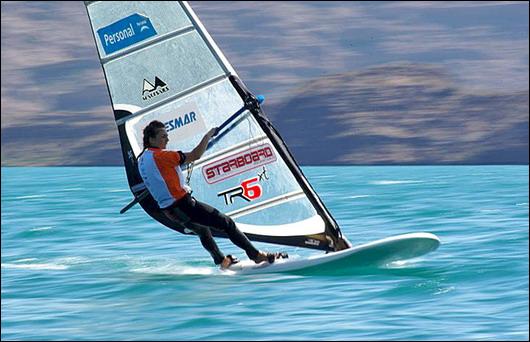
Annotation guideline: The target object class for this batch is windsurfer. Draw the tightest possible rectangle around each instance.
[138,120,286,269]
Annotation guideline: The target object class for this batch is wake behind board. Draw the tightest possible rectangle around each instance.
[224,232,440,275]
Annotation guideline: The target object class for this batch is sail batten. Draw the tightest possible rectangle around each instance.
[85,1,350,251]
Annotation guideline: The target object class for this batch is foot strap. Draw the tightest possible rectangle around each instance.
[266,252,289,264]
[227,254,239,265]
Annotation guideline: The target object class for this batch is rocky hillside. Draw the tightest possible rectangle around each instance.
[265,64,528,165]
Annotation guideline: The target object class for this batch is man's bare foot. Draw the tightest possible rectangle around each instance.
[252,251,269,264]
[220,255,239,269]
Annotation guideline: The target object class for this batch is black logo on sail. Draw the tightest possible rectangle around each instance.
[142,76,169,101]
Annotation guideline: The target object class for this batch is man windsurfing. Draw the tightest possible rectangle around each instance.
[138,120,287,269]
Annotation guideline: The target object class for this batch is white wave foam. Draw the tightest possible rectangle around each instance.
[55,256,91,265]
[347,195,371,199]
[386,259,421,268]
[130,264,216,276]
[370,180,424,185]
[15,195,47,199]
[479,208,501,213]
[1,263,68,270]
[435,286,456,295]
[29,226,54,232]
[14,258,38,263]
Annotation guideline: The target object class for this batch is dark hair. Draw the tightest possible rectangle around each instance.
[143,120,165,149]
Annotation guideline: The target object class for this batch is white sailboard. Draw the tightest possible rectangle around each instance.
[224,232,440,274]
[84,1,440,273]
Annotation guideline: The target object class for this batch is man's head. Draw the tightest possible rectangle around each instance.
[143,120,169,149]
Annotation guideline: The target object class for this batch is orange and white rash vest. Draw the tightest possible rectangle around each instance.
[138,148,191,209]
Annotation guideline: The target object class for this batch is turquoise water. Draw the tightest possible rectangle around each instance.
[1,166,528,340]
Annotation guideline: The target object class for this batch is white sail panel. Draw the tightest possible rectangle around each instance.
[103,31,226,112]
[237,215,325,237]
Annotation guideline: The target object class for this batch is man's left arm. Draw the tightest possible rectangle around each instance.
[184,128,217,163]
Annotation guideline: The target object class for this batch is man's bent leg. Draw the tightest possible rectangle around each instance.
[188,223,225,265]
[182,195,260,260]
[163,205,225,265]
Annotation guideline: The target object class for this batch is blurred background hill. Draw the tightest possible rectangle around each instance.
[1,1,528,166]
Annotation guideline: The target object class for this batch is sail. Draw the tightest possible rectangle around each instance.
[84,1,350,252]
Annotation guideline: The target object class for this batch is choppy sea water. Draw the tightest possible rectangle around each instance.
[1,166,528,340]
